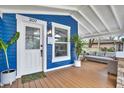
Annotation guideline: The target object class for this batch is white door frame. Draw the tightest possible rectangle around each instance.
[16,14,47,78]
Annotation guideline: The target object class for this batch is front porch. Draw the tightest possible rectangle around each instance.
[1,61,116,88]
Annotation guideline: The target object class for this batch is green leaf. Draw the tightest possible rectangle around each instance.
[71,34,86,59]
[7,32,20,47]
[0,39,8,51]
[0,40,2,49]
[0,32,20,70]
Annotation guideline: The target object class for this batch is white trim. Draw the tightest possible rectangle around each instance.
[52,22,71,62]
[78,7,101,33]
[82,29,124,39]
[16,14,47,78]
[71,12,93,34]
[45,64,74,72]
[0,12,2,18]
[44,5,78,11]
[43,21,47,72]
[110,5,122,29]
[16,14,45,25]
[90,6,111,32]
[1,9,70,16]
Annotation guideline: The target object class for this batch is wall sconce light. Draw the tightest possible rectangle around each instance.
[47,29,52,36]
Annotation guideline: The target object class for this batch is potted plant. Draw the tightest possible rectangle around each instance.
[0,32,20,86]
[71,35,86,67]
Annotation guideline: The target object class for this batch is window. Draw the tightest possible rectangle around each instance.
[55,43,67,57]
[52,23,70,62]
[25,26,40,49]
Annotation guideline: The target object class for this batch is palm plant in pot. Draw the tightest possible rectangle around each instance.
[71,35,86,67]
[0,32,20,86]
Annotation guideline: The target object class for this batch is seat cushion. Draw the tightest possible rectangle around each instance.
[96,52,105,57]
[87,51,96,56]
[85,55,113,61]
[105,52,115,58]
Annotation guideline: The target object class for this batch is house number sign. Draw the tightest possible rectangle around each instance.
[29,18,37,23]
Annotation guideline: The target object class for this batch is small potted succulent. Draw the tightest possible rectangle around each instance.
[0,32,20,86]
[71,35,86,67]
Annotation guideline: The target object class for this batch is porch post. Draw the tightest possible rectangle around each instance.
[114,43,117,52]
[98,37,100,51]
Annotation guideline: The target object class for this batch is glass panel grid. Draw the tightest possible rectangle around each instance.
[55,27,68,42]
[55,43,67,57]
[54,27,68,57]
[25,26,40,49]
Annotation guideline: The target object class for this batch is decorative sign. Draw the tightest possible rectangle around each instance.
[48,37,54,44]
[29,18,37,23]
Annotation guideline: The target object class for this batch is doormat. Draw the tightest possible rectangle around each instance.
[21,71,46,84]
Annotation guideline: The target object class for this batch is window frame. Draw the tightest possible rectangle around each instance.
[52,22,71,62]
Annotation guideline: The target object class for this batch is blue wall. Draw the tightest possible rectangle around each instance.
[0,13,78,71]
[0,14,17,71]
[0,16,4,71]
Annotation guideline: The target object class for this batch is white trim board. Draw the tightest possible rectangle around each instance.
[16,14,47,78]
[82,29,124,39]
[1,9,70,16]
[0,12,2,18]
[45,64,74,72]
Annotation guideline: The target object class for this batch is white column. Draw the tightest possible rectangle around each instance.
[114,43,117,51]
[113,41,116,52]
[97,37,100,51]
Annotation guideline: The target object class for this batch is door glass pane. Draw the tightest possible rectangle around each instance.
[25,26,40,49]
[55,27,68,42]
[55,43,67,57]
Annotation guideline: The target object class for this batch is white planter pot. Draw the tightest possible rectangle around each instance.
[74,60,81,67]
[0,69,16,86]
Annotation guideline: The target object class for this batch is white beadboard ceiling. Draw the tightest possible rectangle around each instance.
[0,5,124,38]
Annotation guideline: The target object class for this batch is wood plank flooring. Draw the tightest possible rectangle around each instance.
[1,61,117,88]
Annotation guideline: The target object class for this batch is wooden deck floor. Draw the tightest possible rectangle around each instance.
[1,61,117,88]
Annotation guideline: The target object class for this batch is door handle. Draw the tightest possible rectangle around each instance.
[41,50,43,56]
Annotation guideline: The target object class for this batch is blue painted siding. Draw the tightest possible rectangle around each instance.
[0,17,3,71]
[0,14,17,72]
[0,13,78,71]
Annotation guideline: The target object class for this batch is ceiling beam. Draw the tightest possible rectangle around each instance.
[43,5,78,11]
[70,12,93,34]
[90,5,112,32]
[110,5,122,29]
[78,23,90,35]
[78,30,86,36]
[81,29,124,39]
[0,8,70,15]
[78,7,101,33]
